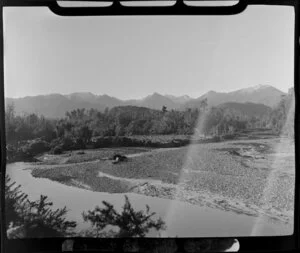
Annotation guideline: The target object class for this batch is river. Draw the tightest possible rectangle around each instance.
[6,162,292,237]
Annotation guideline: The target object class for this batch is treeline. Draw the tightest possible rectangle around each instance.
[196,91,294,138]
[5,105,205,158]
[268,89,295,138]
[5,92,294,159]
[5,104,202,145]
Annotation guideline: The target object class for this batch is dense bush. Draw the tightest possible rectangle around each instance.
[89,135,192,149]
[221,134,237,140]
[91,136,113,148]
[52,145,63,155]
[5,104,56,144]
[5,92,295,159]
[6,144,37,163]
[211,136,222,142]
[269,89,295,137]
[21,139,50,156]
[61,137,76,151]
[50,137,86,153]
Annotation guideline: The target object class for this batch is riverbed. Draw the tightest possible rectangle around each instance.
[6,161,292,237]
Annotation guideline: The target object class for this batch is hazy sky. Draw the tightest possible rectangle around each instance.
[3,5,294,99]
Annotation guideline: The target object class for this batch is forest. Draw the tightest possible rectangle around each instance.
[5,89,294,162]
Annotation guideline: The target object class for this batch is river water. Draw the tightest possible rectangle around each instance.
[6,162,292,237]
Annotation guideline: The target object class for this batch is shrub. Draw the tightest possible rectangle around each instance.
[7,195,77,238]
[211,136,221,142]
[21,139,50,156]
[5,175,27,225]
[52,146,63,155]
[222,134,236,140]
[5,175,77,238]
[6,143,39,163]
[61,137,75,151]
[112,136,120,146]
[49,137,86,152]
[74,138,86,150]
[82,195,166,238]
[49,138,61,149]
[121,137,133,146]
[91,136,113,148]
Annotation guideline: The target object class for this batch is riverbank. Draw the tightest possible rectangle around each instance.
[7,129,278,163]
[6,162,293,237]
[30,137,295,228]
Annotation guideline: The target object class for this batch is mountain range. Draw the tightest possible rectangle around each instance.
[6,84,287,118]
[183,84,285,110]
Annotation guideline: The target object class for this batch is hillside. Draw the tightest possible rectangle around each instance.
[217,102,272,118]
[183,85,285,109]
[5,94,107,118]
[135,92,179,110]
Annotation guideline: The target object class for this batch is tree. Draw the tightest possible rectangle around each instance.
[199,98,208,112]
[201,107,223,136]
[162,106,167,114]
[5,103,17,143]
[77,125,93,145]
[5,175,27,226]
[5,175,77,238]
[82,195,166,238]
[268,91,295,137]
[269,95,289,134]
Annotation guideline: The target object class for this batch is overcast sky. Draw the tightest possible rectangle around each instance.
[3,5,294,99]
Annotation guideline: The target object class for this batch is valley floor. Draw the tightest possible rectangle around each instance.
[30,135,295,228]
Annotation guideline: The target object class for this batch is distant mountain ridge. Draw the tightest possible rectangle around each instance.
[183,84,285,109]
[165,94,192,104]
[6,85,288,118]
